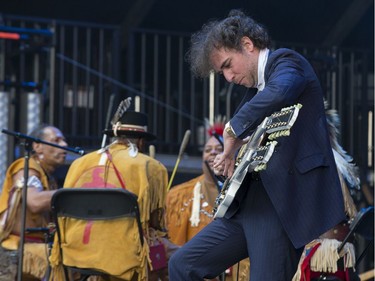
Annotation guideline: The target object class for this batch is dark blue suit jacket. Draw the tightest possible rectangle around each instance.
[230,48,346,248]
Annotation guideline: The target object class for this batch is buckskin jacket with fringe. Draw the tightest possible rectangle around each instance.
[0,157,53,279]
[166,175,215,246]
[49,143,168,281]
[166,174,251,281]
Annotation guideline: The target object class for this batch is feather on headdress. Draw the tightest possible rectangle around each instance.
[103,98,156,141]
[204,115,226,147]
[111,97,132,126]
[325,103,360,189]
[205,116,225,137]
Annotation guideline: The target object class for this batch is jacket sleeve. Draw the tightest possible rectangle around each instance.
[231,50,308,139]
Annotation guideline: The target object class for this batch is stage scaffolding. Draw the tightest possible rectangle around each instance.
[0,12,373,274]
[0,14,373,199]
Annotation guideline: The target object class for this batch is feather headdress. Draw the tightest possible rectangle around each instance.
[111,97,132,126]
[103,97,156,141]
[325,103,360,189]
[205,115,225,141]
[204,115,226,148]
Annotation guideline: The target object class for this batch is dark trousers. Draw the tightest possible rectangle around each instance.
[168,178,302,281]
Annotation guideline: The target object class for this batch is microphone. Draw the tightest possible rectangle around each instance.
[75,147,85,156]
[2,128,85,156]
[64,146,85,155]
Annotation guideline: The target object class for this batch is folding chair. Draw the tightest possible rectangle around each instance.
[312,206,374,281]
[337,206,374,261]
[50,188,144,281]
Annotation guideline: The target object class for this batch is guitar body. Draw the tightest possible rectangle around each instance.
[214,154,252,218]
[213,104,302,219]
[213,142,276,218]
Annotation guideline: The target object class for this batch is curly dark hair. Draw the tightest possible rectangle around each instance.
[186,9,271,78]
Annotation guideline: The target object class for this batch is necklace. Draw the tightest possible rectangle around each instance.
[179,180,215,219]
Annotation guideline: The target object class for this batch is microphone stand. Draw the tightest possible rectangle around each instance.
[1,128,84,281]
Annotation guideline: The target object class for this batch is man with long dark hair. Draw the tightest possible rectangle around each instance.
[169,9,346,280]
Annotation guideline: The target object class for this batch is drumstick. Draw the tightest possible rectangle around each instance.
[167,130,191,191]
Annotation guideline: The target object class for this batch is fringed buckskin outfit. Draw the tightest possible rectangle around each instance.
[292,108,360,281]
[49,143,168,281]
[166,175,250,281]
[0,157,56,279]
[166,175,216,245]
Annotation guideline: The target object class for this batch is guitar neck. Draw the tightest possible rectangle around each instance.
[247,117,269,147]
[237,117,268,161]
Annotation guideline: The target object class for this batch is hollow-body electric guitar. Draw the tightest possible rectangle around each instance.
[213,104,302,219]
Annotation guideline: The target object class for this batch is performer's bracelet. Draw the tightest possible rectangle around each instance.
[225,122,237,138]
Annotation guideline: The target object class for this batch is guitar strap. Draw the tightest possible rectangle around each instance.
[105,150,127,189]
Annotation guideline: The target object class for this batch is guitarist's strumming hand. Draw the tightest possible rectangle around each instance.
[213,104,302,219]
[213,123,245,178]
